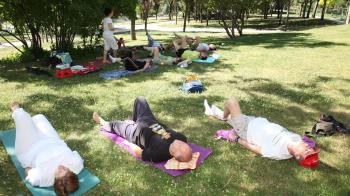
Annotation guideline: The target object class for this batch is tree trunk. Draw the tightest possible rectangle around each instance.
[183,2,188,32]
[131,18,136,40]
[312,0,319,18]
[145,16,148,34]
[346,4,350,24]
[175,0,178,25]
[302,0,308,18]
[169,1,173,20]
[299,2,304,17]
[307,0,313,18]
[206,9,209,26]
[321,0,327,20]
[200,5,203,23]
[284,0,291,31]
[263,3,269,19]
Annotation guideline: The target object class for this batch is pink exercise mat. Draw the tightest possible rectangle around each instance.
[100,129,212,177]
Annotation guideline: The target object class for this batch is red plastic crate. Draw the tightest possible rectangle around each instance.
[55,68,73,79]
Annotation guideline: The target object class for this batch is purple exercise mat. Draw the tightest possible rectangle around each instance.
[99,129,212,177]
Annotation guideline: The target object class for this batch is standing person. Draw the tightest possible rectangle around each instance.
[102,8,118,64]
[10,102,83,195]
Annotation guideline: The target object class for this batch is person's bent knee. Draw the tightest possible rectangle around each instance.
[135,96,146,102]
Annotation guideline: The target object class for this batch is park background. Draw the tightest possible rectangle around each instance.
[0,0,350,195]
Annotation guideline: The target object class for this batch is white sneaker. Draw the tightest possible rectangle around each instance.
[177,60,188,68]
[204,99,213,116]
[211,105,224,119]
[109,55,121,64]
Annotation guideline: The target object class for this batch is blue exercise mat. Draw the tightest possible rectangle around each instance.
[100,66,158,80]
[193,54,220,63]
[0,129,100,196]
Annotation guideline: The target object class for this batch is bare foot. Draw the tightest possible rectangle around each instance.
[93,112,108,125]
[10,102,20,112]
[102,60,111,64]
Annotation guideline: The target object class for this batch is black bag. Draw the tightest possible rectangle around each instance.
[48,56,62,68]
[307,114,349,137]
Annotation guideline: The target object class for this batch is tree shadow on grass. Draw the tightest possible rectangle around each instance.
[245,17,340,31]
[17,93,96,135]
[200,32,348,49]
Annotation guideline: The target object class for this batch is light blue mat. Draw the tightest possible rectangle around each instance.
[100,66,158,80]
[0,129,100,196]
[193,54,220,63]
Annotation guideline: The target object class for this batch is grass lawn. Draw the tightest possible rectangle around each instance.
[0,25,350,195]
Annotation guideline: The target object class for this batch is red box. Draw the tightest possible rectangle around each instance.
[55,68,73,79]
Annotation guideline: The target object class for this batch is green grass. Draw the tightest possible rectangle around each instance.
[1,25,350,195]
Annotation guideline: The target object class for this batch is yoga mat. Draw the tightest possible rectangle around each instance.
[100,129,212,177]
[83,59,108,68]
[0,129,100,196]
[193,54,220,63]
[100,66,158,80]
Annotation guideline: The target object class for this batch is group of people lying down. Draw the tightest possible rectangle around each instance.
[105,33,217,72]
[10,96,317,195]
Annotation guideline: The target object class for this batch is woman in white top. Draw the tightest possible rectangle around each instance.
[204,97,316,160]
[11,102,84,196]
[102,8,118,64]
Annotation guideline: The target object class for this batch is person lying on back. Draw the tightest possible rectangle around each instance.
[10,102,83,195]
[93,96,193,162]
[204,97,318,160]
[149,47,182,66]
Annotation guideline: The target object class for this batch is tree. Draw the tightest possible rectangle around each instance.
[347,3,350,24]
[118,0,138,40]
[320,0,328,20]
[154,0,161,20]
[166,0,175,20]
[139,0,152,34]
[209,0,256,38]
[183,0,190,32]
[284,0,292,31]
[312,0,320,18]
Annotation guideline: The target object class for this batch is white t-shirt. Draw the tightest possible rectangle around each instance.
[25,138,84,187]
[103,17,114,38]
[247,117,302,160]
[196,43,209,51]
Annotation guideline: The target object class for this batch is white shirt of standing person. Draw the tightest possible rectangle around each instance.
[12,108,84,187]
[247,117,302,160]
[103,17,114,38]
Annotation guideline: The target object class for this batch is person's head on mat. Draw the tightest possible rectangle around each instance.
[104,8,113,17]
[54,165,79,196]
[209,44,217,51]
[199,51,208,60]
[288,141,315,161]
[169,139,193,162]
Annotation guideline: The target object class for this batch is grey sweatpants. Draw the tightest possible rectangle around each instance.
[109,96,157,143]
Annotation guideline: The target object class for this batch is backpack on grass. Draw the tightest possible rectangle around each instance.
[181,75,205,93]
[306,114,349,137]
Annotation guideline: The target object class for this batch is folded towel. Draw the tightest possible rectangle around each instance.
[100,129,212,177]
[165,152,200,170]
